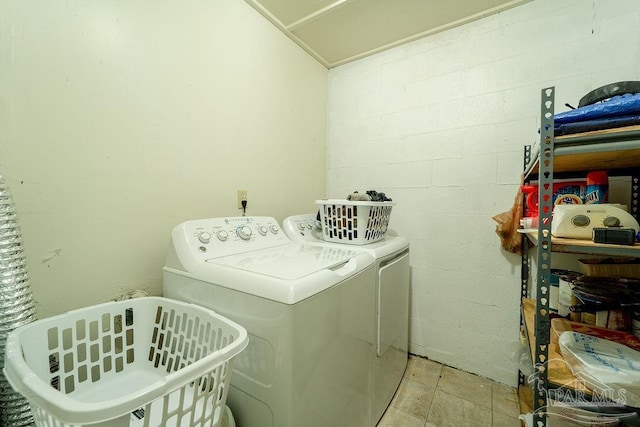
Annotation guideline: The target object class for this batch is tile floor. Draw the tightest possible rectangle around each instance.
[378,355,521,427]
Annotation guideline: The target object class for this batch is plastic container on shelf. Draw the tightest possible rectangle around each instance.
[3,297,248,427]
[585,170,609,204]
[316,199,394,245]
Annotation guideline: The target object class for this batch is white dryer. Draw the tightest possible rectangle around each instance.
[283,214,410,426]
[163,217,376,427]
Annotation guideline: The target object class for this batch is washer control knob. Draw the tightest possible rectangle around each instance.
[306,222,313,229]
[258,225,268,236]
[237,225,252,240]
[297,223,306,231]
[216,230,229,241]
[197,231,212,244]
[269,224,279,234]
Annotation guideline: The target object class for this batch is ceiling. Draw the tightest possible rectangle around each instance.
[245,0,531,68]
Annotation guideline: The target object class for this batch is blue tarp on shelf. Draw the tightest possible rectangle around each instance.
[555,114,640,136]
[554,93,640,135]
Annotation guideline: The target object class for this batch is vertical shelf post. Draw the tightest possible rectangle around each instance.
[631,174,640,222]
[519,145,531,388]
[533,87,555,426]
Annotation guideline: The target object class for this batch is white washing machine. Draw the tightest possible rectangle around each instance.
[283,214,410,426]
[162,216,377,427]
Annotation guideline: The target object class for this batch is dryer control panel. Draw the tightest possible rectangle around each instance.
[282,214,323,243]
[166,217,291,272]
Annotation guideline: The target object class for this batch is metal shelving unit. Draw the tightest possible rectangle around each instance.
[519,87,640,426]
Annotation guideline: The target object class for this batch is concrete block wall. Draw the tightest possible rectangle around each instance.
[326,0,640,385]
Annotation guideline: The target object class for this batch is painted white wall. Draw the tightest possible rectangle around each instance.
[0,1,327,318]
[326,0,640,385]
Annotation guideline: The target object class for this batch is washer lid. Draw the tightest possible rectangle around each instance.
[206,243,360,279]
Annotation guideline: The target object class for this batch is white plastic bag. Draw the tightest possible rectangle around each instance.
[559,332,640,407]
[547,398,623,426]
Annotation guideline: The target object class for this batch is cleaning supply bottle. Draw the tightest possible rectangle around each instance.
[585,171,608,204]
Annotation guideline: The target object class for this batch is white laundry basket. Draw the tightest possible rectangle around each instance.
[316,199,394,245]
[3,297,248,427]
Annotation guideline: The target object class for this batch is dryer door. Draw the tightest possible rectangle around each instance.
[374,250,410,425]
[377,250,410,357]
